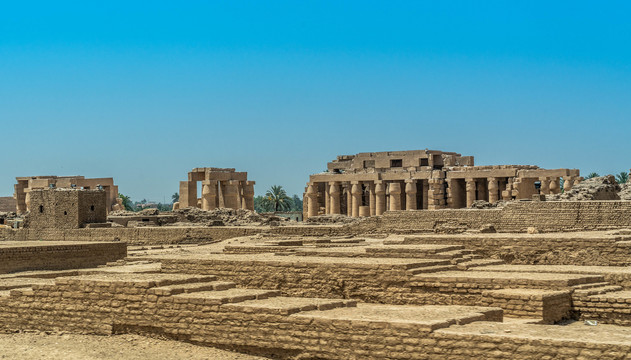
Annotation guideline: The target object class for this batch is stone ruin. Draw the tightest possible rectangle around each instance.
[303,150,581,219]
[2,158,631,359]
[175,168,255,211]
[14,175,122,214]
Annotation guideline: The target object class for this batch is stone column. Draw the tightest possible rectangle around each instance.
[539,177,550,195]
[375,181,386,215]
[242,181,255,211]
[502,178,514,201]
[422,180,429,210]
[405,180,417,210]
[329,182,341,214]
[466,179,476,208]
[201,180,217,210]
[346,183,353,216]
[369,182,376,216]
[388,182,402,211]
[476,180,488,202]
[563,177,573,191]
[179,181,197,208]
[306,183,318,218]
[351,182,362,218]
[428,177,446,210]
[324,183,330,215]
[221,180,240,209]
[487,177,499,204]
[549,177,560,194]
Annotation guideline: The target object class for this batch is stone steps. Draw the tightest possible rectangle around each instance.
[411,271,606,289]
[221,297,356,315]
[149,281,236,296]
[174,288,281,305]
[572,282,612,290]
[408,265,459,274]
[480,288,572,324]
[573,285,623,297]
[457,259,505,270]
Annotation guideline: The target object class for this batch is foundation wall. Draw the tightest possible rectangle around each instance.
[0,242,126,274]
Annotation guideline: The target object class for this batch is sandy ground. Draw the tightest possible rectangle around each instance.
[0,333,267,360]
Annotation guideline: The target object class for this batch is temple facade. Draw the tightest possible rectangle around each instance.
[176,168,255,211]
[303,150,581,219]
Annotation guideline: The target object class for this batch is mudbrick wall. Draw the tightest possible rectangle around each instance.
[354,201,631,233]
[0,242,126,274]
[1,275,628,359]
[0,226,356,245]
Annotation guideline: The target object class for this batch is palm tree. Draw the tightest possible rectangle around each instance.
[264,185,292,212]
[585,172,600,179]
[616,172,629,184]
[118,193,134,211]
[171,192,180,203]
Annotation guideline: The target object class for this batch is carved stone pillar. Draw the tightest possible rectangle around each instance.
[324,183,330,214]
[201,180,217,210]
[369,182,376,216]
[405,180,417,210]
[466,179,476,208]
[388,182,402,211]
[329,182,341,214]
[422,180,429,210]
[221,180,240,209]
[563,177,574,191]
[549,177,560,194]
[306,183,318,219]
[242,181,255,211]
[487,177,499,203]
[428,178,446,210]
[351,182,362,217]
[375,181,386,216]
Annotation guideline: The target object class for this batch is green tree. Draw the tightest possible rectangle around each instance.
[118,193,134,211]
[171,192,180,203]
[264,185,293,211]
[616,172,629,184]
[585,172,600,179]
[290,194,303,211]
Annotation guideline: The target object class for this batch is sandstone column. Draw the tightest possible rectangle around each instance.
[539,177,550,195]
[549,177,560,194]
[466,179,476,208]
[502,178,514,201]
[242,181,255,211]
[201,180,217,210]
[487,177,499,203]
[422,180,429,210]
[369,182,376,216]
[564,176,574,191]
[329,182,341,214]
[351,182,362,218]
[428,177,446,210]
[221,180,240,209]
[306,183,318,218]
[405,180,417,210]
[375,181,386,215]
[388,182,402,211]
[346,183,352,216]
[324,183,330,215]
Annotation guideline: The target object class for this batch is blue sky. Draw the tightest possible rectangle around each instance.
[1,2,630,201]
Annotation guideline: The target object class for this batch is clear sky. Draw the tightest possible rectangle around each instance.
[1,1,630,201]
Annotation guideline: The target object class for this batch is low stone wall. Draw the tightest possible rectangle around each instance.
[0,225,355,245]
[157,255,420,304]
[402,234,631,266]
[354,201,631,233]
[0,242,126,274]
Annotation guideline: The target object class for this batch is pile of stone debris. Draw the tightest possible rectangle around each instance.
[171,207,287,226]
[548,175,622,201]
[305,214,361,225]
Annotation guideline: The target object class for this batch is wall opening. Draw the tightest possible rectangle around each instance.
[90,205,95,211]
[390,159,403,168]
[39,205,44,213]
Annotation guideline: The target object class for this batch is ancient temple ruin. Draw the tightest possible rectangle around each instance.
[176,168,255,211]
[14,176,120,214]
[303,150,581,218]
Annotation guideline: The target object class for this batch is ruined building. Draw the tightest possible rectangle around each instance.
[176,168,255,211]
[304,150,581,218]
[14,176,120,214]
[26,188,107,229]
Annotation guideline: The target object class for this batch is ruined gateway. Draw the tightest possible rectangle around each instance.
[3,156,631,359]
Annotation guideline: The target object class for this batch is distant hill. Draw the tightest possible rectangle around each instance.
[0,197,16,212]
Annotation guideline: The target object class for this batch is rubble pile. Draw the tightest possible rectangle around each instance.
[173,207,286,226]
[305,214,360,225]
[548,175,621,201]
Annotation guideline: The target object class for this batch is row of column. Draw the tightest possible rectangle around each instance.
[181,180,255,211]
[306,180,435,218]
